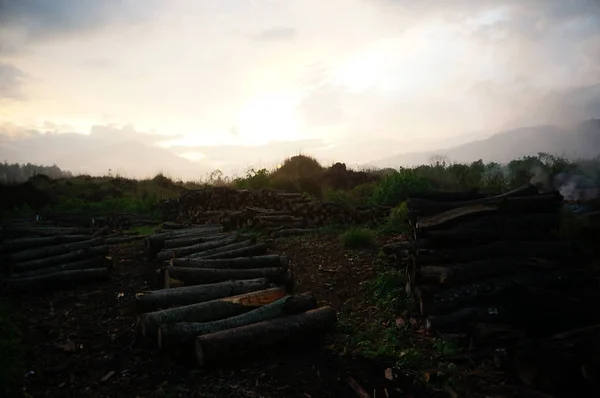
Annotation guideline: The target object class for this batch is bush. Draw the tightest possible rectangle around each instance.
[371,169,432,206]
[340,227,376,249]
[378,202,409,235]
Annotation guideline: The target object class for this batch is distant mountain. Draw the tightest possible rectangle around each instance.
[371,119,600,168]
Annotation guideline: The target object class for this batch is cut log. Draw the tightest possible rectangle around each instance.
[140,287,287,336]
[2,226,93,237]
[425,229,557,246]
[135,278,270,313]
[10,256,109,278]
[164,233,231,249]
[2,234,92,253]
[416,205,498,232]
[270,229,316,238]
[171,255,287,270]
[419,270,591,315]
[8,238,104,263]
[197,243,269,260]
[158,292,318,347]
[165,266,286,286]
[104,235,145,245]
[195,306,336,367]
[156,235,240,261]
[418,257,561,285]
[11,246,108,273]
[188,239,256,258]
[2,268,109,294]
[426,306,510,332]
[147,225,224,257]
[469,322,526,349]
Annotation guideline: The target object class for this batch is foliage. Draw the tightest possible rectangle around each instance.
[340,227,376,249]
[0,161,72,184]
[371,168,433,206]
[51,195,160,216]
[378,202,409,235]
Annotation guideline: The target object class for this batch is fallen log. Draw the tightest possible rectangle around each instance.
[270,229,316,238]
[469,322,527,349]
[165,266,286,286]
[195,306,337,367]
[416,205,498,232]
[9,238,104,263]
[140,287,287,336]
[426,306,511,332]
[2,226,93,237]
[200,243,269,260]
[419,270,590,315]
[135,278,270,313]
[171,255,287,270]
[188,239,256,258]
[425,229,558,246]
[418,258,561,286]
[10,256,109,278]
[104,235,146,245]
[164,233,231,249]
[2,268,109,294]
[147,225,224,257]
[156,235,240,261]
[2,234,92,253]
[158,292,318,347]
[11,246,108,273]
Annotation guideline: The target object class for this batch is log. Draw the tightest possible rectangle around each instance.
[199,243,269,260]
[140,287,287,336]
[416,205,498,232]
[11,246,108,272]
[469,322,526,349]
[8,238,104,263]
[426,306,511,332]
[2,226,93,237]
[2,268,109,294]
[147,225,224,256]
[9,256,109,278]
[156,235,240,261]
[195,306,337,367]
[418,257,561,285]
[2,234,92,253]
[270,229,316,238]
[419,270,590,315]
[164,233,231,249]
[158,292,318,347]
[425,229,557,246]
[135,278,270,313]
[187,239,256,258]
[104,235,146,245]
[165,266,286,286]
[171,255,287,270]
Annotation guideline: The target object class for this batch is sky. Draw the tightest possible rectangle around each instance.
[0,0,599,179]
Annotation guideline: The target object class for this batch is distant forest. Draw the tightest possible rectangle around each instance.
[0,162,73,184]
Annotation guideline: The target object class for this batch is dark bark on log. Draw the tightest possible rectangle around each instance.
[165,266,286,286]
[164,233,231,249]
[171,255,287,270]
[198,243,269,260]
[270,229,316,238]
[469,322,526,349]
[157,235,240,261]
[426,306,511,332]
[135,278,270,313]
[11,246,108,272]
[418,257,561,285]
[9,238,104,263]
[10,256,109,278]
[2,234,92,253]
[416,205,498,232]
[2,268,109,294]
[419,270,590,315]
[195,306,337,367]
[104,235,145,245]
[453,213,561,233]
[187,239,255,258]
[140,287,287,336]
[158,293,318,347]
[147,226,224,257]
[2,226,93,237]
[425,229,557,246]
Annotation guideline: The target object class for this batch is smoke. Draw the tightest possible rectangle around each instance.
[553,171,598,201]
[529,165,552,191]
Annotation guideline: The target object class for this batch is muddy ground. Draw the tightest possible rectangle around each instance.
[11,233,483,398]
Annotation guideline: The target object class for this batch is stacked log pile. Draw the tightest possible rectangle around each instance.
[0,222,113,294]
[385,184,600,396]
[159,187,390,235]
[140,223,337,367]
[38,211,161,230]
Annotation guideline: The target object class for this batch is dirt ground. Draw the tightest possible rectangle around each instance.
[12,233,450,398]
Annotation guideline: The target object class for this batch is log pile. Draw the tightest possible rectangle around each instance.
[0,221,113,294]
[38,211,161,229]
[139,223,337,367]
[386,183,600,396]
[159,187,390,236]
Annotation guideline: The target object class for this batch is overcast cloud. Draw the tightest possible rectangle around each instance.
[0,0,598,177]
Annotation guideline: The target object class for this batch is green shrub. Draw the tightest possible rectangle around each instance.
[322,188,353,205]
[378,202,409,235]
[371,168,432,206]
[340,227,376,249]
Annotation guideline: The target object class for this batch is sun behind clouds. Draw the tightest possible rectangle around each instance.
[235,94,300,145]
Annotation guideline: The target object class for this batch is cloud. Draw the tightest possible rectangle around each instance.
[252,27,297,41]
[0,62,26,99]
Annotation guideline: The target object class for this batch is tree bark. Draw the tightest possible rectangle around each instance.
[158,292,318,347]
[195,306,336,367]
[2,226,93,237]
[270,229,316,238]
[2,234,92,253]
[416,205,498,232]
[157,235,241,261]
[188,239,256,258]
[426,306,511,332]
[104,235,146,245]
[147,225,224,257]
[3,268,109,294]
[9,238,104,263]
[171,255,287,270]
[425,229,557,246]
[11,246,108,273]
[140,287,287,336]
[164,233,231,249]
[10,256,109,278]
[165,266,286,286]
[135,278,270,313]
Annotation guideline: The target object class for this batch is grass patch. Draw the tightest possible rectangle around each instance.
[376,201,409,235]
[340,227,376,249]
[0,301,24,397]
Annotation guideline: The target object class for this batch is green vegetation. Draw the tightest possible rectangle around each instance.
[0,302,24,397]
[340,227,376,249]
